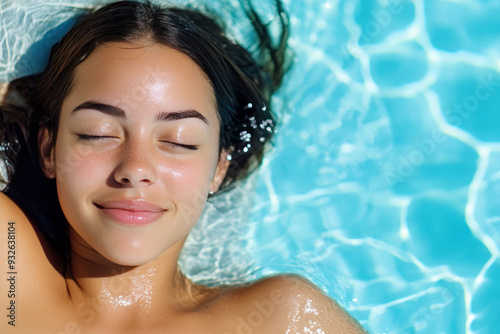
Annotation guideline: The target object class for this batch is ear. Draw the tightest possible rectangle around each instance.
[38,128,56,179]
[209,150,231,194]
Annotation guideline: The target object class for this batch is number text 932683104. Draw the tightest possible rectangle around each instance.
[6,221,16,326]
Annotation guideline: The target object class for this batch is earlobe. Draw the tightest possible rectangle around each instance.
[38,128,56,179]
[209,150,231,194]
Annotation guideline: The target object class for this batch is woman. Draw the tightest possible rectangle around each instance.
[0,1,366,332]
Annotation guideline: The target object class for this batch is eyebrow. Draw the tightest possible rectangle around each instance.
[72,101,125,118]
[71,101,209,125]
[155,110,209,125]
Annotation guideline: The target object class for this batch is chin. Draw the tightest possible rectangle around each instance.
[91,236,163,267]
[101,248,160,267]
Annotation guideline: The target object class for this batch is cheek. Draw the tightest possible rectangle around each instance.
[53,143,110,204]
[158,153,218,216]
[159,155,214,195]
[54,140,104,179]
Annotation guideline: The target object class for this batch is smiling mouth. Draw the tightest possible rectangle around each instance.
[95,202,166,226]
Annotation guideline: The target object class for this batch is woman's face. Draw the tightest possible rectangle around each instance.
[40,42,228,266]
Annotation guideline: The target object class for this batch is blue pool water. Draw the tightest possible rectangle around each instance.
[2,0,500,333]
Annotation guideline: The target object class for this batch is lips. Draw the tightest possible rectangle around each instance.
[95,199,166,226]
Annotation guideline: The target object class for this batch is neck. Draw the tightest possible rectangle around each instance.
[65,238,207,325]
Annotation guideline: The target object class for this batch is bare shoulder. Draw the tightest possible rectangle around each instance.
[221,274,367,334]
[0,191,65,330]
[0,191,46,249]
[0,191,64,268]
[0,191,32,330]
[0,191,37,252]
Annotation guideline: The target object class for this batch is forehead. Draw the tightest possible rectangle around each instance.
[64,42,217,122]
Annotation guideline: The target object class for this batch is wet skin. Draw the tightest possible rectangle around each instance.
[0,42,367,333]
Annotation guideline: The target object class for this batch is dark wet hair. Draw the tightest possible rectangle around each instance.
[0,0,289,253]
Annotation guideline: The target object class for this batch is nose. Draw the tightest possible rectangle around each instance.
[113,140,157,187]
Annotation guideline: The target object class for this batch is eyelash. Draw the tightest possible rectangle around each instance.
[78,134,109,141]
[161,141,199,151]
[77,134,198,151]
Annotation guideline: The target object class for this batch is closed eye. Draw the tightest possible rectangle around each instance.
[77,134,114,141]
[77,134,198,151]
[161,141,199,151]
